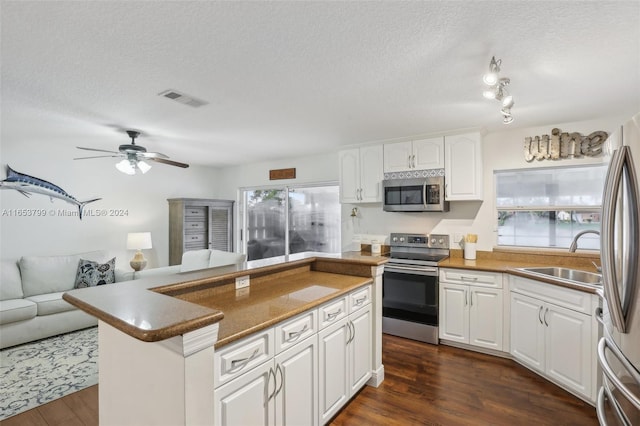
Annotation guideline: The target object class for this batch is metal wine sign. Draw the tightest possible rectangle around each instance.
[524,128,608,162]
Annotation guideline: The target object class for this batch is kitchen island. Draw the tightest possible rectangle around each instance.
[63,252,387,426]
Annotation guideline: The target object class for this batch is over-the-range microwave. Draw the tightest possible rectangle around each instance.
[382,176,450,212]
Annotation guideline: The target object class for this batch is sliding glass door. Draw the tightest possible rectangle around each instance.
[243,184,340,261]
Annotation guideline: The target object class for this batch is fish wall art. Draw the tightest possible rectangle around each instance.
[0,166,101,220]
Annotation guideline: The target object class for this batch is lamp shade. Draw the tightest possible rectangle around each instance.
[127,232,152,250]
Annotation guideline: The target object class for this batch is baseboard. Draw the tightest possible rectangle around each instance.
[366,364,384,387]
[439,339,511,359]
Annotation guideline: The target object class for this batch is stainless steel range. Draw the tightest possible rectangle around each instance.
[382,233,450,344]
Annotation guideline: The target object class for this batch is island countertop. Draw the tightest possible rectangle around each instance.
[63,252,387,345]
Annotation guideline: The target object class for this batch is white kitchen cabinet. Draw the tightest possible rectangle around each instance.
[339,145,383,203]
[349,304,373,395]
[318,317,350,424]
[274,335,319,426]
[318,293,373,424]
[214,333,318,426]
[214,359,273,426]
[444,132,483,201]
[510,276,595,401]
[439,268,503,351]
[214,285,373,426]
[383,138,444,173]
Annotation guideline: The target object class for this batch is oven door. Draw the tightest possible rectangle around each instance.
[382,264,438,326]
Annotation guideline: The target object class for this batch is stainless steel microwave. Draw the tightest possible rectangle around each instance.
[382,176,449,212]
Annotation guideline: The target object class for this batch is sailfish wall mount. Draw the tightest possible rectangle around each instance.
[0,166,101,219]
[524,128,608,162]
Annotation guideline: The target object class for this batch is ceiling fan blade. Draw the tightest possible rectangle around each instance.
[139,151,170,159]
[77,146,119,154]
[149,157,190,168]
[74,155,122,160]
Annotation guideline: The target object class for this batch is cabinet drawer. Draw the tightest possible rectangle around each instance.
[184,221,207,233]
[440,268,502,288]
[510,275,592,315]
[319,296,348,330]
[349,285,371,313]
[214,329,274,388]
[185,206,207,218]
[275,310,317,354]
[184,233,206,243]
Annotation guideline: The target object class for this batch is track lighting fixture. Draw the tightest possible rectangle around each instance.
[483,56,514,124]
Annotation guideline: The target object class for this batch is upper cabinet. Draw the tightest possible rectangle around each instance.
[383,138,444,173]
[339,145,383,203]
[444,133,483,201]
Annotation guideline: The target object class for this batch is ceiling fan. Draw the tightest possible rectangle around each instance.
[75,130,189,175]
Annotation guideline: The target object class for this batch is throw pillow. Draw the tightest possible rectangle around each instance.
[75,257,116,288]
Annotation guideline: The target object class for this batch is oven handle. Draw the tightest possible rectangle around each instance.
[384,265,438,276]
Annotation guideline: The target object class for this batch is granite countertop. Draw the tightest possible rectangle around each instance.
[438,250,602,294]
[63,252,387,344]
[174,269,372,348]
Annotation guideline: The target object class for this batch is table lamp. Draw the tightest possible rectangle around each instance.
[127,232,152,271]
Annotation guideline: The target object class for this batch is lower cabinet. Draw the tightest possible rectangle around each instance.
[318,304,372,424]
[439,268,504,351]
[214,286,373,426]
[510,276,596,401]
[214,334,318,426]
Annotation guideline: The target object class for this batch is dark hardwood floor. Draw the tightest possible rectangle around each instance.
[2,334,598,425]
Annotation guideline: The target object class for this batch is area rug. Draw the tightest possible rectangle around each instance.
[0,327,98,420]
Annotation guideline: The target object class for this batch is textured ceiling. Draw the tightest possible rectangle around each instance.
[2,1,639,167]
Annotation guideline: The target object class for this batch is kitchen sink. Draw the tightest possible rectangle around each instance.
[516,267,602,286]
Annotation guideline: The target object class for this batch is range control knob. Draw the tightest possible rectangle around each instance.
[431,238,436,244]
[438,238,444,244]
[399,237,405,242]
[392,236,398,242]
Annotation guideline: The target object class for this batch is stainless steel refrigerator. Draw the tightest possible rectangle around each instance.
[597,113,640,425]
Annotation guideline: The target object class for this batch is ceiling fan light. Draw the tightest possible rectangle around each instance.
[116,159,136,175]
[137,160,151,174]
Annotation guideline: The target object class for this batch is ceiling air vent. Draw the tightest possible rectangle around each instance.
[158,89,208,108]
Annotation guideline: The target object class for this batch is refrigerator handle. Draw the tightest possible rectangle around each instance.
[621,147,640,325]
[602,147,626,331]
[597,337,640,411]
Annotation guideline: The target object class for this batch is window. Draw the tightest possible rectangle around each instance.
[495,164,607,249]
[242,184,341,261]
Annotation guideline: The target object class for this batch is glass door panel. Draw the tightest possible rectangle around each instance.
[288,186,340,254]
[245,189,286,261]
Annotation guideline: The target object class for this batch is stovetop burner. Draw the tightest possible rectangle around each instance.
[388,233,450,266]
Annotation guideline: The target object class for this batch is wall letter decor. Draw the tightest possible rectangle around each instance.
[524,128,608,162]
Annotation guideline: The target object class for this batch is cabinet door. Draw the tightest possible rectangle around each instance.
[359,145,383,202]
[510,292,545,373]
[214,360,274,426]
[413,137,444,170]
[349,304,372,396]
[444,133,483,201]
[318,318,349,424]
[469,287,503,351]
[439,282,469,344]
[383,141,413,173]
[544,304,592,399]
[338,149,360,203]
[274,335,318,426]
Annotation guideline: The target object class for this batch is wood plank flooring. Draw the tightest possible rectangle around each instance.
[1,334,598,425]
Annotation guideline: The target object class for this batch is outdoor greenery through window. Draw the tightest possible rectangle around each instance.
[495,164,607,249]
[243,184,341,261]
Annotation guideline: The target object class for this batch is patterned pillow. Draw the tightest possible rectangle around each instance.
[74,257,116,288]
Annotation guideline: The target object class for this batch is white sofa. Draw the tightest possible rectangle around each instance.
[0,249,246,349]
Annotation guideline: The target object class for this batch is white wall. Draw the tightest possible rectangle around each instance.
[0,135,220,266]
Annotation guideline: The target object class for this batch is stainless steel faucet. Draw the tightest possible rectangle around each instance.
[568,230,600,252]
